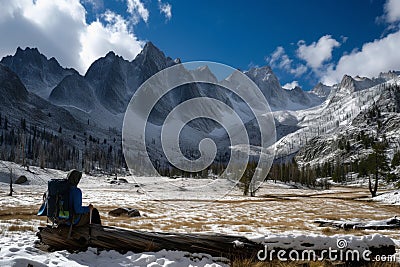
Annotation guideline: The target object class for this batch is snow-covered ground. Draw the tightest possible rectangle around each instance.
[0,233,228,267]
[374,190,400,205]
[0,161,399,266]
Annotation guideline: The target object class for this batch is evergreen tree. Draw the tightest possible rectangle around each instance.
[366,141,389,197]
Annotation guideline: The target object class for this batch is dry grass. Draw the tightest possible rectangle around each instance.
[96,194,399,236]
[0,206,40,221]
[7,225,34,232]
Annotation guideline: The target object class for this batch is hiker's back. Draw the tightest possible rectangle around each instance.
[37,169,101,227]
[37,178,72,225]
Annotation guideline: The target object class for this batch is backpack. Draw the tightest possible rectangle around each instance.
[38,179,73,225]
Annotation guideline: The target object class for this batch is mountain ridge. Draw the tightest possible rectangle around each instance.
[1,43,400,170]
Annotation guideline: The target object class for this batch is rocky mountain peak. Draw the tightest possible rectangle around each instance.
[190,65,218,83]
[339,74,355,90]
[134,42,168,68]
[0,47,76,99]
[311,82,332,98]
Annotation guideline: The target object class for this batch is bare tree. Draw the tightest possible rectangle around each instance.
[8,168,14,196]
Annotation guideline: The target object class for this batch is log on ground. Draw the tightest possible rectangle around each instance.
[37,224,263,259]
[314,217,400,230]
[37,225,397,262]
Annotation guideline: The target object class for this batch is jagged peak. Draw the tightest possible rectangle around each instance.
[247,65,273,74]
[339,74,355,87]
[189,64,218,82]
[105,51,127,62]
[5,46,42,61]
[341,74,353,81]
[312,82,331,91]
[311,82,332,98]
[139,41,165,58]
[105,51,116,58]
[292,86,303,92]
[16,46,40,54]
[315,82,326,87]
[245,65,280,86]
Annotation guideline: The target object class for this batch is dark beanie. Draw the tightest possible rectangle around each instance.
[67,169,82,186]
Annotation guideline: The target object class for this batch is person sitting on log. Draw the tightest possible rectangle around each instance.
[67,170,101,226]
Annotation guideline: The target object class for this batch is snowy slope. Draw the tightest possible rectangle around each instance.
[244,66,323,111]
[273,73,400,166]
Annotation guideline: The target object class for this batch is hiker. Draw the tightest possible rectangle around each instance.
[37,169,101,226]
[67,169,101,226]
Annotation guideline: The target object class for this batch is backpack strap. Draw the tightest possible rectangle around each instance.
[67,188,75,239]
[67,214,74,239]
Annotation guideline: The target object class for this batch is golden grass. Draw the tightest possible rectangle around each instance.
[7,225,34,232]
[0,187,398,242]
[95,195,399,236]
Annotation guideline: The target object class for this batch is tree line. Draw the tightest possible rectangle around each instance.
[0,113,126,174]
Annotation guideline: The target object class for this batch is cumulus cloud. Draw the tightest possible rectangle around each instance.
[158,0,172,21]
[297,35,340,70]
[0,0,144,74]
[320,0,400,85]
[267,46,307,77]
[282,81,299,90]
[321,30,400,85]
[80,10,144,71]
[383,0,400,23]
[126,0,149,24]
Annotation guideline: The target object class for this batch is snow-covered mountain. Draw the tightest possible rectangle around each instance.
[2,43,323,129]
[311,82,332,99]
[244,66,322,111]
[273,71,400,167]
[0,63,85,134]
[2,42,400,170]
[1,47,77,99]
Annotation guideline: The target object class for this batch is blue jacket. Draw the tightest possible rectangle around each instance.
[70,186,90,214]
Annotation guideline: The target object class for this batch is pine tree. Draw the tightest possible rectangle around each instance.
[366,141,389,197]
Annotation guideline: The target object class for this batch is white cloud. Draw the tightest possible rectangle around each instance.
[321,30,400,85]
[80,10,144,71]
[158,0,172,21]
[297,35,340,70]
[290,65,308,77]
[126,0,149,24]
[383,0,400,23]
[0,0,144,74]
[282,81,299,90]
[267,46,307,77]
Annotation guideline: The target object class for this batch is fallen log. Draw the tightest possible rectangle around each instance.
[37,224,263,259]
[314,217,400,230]
[37,225,397,263]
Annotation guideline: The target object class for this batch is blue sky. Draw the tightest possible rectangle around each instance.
[1,0,400,90]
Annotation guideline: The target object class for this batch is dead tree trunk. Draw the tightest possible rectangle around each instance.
[8,168,13,196]
[369,174,378,198]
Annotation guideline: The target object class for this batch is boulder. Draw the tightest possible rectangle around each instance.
[15,175,27,184]
[108,208,141,217]
[109,178,128,185]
